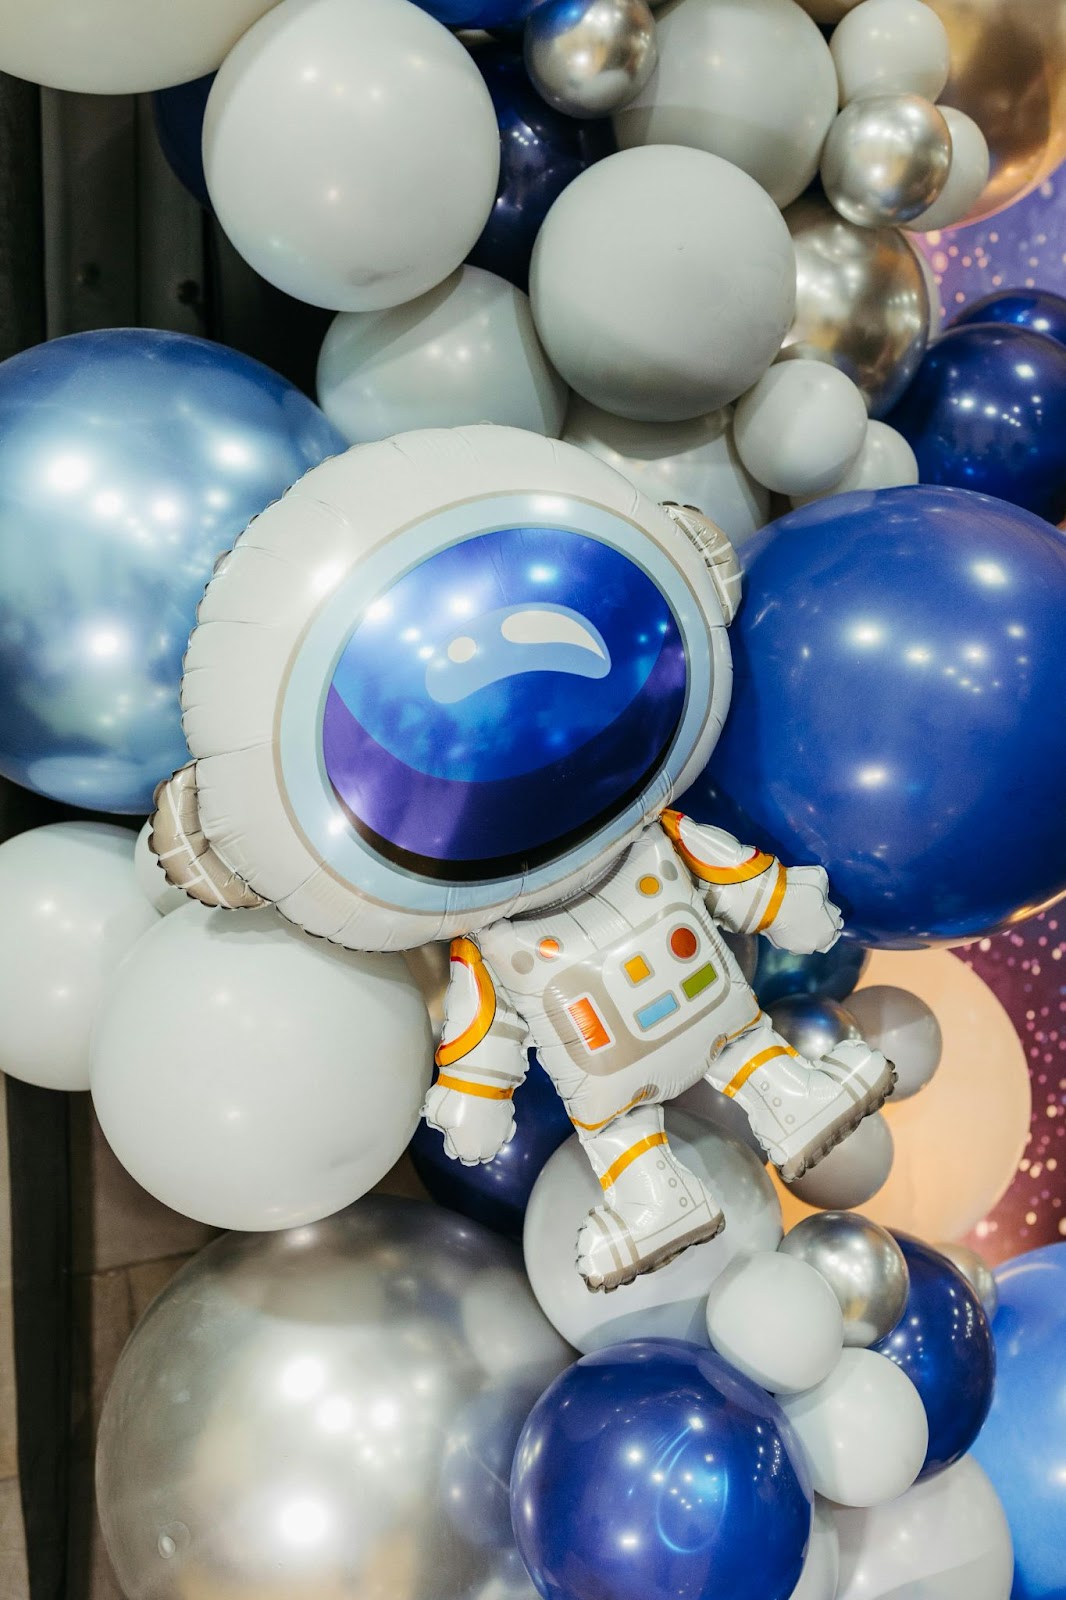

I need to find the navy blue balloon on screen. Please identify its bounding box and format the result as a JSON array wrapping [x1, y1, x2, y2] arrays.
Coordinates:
[[152, 73, 214, 209], [872, 1234, 994, 1480], [414, 0, 536, 30], [511, 1339, 813, 1600], [753, 939, 869, 1008], [466, 43, 613, 292], [952, 287, 1066, 349], [411, 1054, 570, 1239], [887, 323, 1066, 523], [973, 1244, 1066, 1600], [682, 485, 1066, 946]]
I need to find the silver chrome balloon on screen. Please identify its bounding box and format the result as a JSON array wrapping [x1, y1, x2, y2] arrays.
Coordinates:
[[96, 1196, 572, 1600], [524, 0, 658, 119], [820, 93, 952, 227], [768, 994, 862, 1063], [779, 1211, 910, 1347], [936, 1241, 999, 1321], [781, 196, 930, 416]]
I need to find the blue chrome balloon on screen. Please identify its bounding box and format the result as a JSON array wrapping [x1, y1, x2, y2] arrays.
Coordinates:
[[973, 1243, 1066, 1600], [511, 1339, 813, 1600], [872, 1234, 994, 1480], [152, 73, 213, 208], [410, 1054, 571, 1238], [682, 485, 1066, 946], [0, 329, 344, 814], [754, 939, 869, 1008], [952, 287, 1066, 349], [887, 323, 1066, 523], [467, 43, 613, 292]]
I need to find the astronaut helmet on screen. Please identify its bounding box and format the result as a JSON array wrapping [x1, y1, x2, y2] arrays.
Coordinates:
[[167, 425, 735, 949]]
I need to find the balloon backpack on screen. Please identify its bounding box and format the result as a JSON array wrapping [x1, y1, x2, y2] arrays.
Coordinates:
[[151, 424, 894, 1291]]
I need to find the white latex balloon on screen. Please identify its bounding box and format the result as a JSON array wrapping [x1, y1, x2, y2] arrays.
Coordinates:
[[614, 0, 839, 210], [0, 0, 279, 94], [133, 821, 187, 917], [316, 267, 567, 445], [831, 1455, 1013, 1600], [831, 0, 951, 104], [91, 903, 432, 1230], [563, 396, 770, 546], [0, 823, 158, 1091], [791, 1501, 841, 1600], [529, 145, 796, 422], [524, 1108, 782, 1353], [846, 985, 943, 1101], [785, 1114, 894, 1210], [779, 1349, 928, 1507], [705, 1250, 844, 1394], [734, 361, 868, 497], [906, 107, 992, 231], [790, 421, 918, 506], [203, 0, 500, 312]]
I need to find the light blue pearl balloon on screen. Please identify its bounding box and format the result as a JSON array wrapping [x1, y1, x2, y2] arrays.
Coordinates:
[[0, 329, 345, 813]]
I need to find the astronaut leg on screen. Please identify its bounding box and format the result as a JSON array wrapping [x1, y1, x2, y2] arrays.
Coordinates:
[[573, 1103, 724, 1293], [704, 1014, 896, 1183]]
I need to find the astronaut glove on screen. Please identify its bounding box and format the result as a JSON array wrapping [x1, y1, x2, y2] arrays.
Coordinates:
[[422, 1083, 517, 1166], [762, 864, 844, 955]]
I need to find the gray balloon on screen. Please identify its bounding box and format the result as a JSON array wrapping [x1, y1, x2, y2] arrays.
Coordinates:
[[779, 1211, 910, 1348], [769, 994, 862, 1063], [820, 94, 952, 227], [781, 197, 930, 416], [524, 0, 658, 118], [935, 1242, 999, 1321], [96, 1196, 572, 1600]]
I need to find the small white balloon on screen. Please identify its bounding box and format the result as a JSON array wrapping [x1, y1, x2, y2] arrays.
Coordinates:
[[524, 1108, 782, 1353], [831, 1454, 1013, 1600], [0, 823, 158, 1091], [845, 985, 943, 1100], [790, 421, 918, 506], [705, 1250, 844, 1394], [785, 1114, 894, 1209], [734, 361, 868, 497], [906, 107, 992, 231], [790, 1501, 841, 1600], [831, 0, 951, 104], [133, 821, 188, 917], [91, 903, 432, 1230], [779, 1348, 928, 1507], [316, 267, 567, 445], [563, 396, 770, 546]]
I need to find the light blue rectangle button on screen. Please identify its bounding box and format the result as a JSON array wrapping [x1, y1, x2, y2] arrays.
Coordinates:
[[635, 992, 680, 1031]]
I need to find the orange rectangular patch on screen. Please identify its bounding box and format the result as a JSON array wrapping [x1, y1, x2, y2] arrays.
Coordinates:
[[568, 996, 612, 1052]]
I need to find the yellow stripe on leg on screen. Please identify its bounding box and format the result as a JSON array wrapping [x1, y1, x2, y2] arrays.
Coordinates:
[[435, 1073, 515, 1101], [722, 1043, 798, 1099], [599, 1131, 668, 1190]]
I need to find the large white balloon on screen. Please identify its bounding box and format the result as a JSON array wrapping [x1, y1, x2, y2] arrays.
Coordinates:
[[530, 145, 796, 422], [524, 1108, 782, 1353], [563, 397, 770, 546], [784, 1113, 894, 1210], [0, 0, 279, 94], [734, 361, 868, 497], [846, 985, 943, 1101], [614, 0, 839, 209], [830, 0, 951, 104], [0, 823, 158, 1091], [831, 1455, 1013, 1600], [790, 421, 918, 507], [316, 267, 568, 445], [91, 903, 431, 1230], [779, 1349, 928, 1507], [705, 1250, 844, 1394], [203, 0, 500, 312]]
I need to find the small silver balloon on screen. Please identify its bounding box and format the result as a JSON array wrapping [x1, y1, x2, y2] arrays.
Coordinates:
[[96, 1196, 572, 1600], [779, 1210, 910, 1347], [820, 93, 953, 227], [524, 0, 658, 119], [936, 1241, 999, 1321], [780, 196, 930, 416], [768, 994, 862, 1063]]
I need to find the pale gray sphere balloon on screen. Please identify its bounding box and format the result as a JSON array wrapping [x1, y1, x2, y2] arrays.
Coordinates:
[[769, 995, 863, 1063], [524, 0, 658, 119], [779, 1209, 910, 1347], [846, 985, 943, 1101], [935, 1241, 999, 1320], [821, 93, 952, 227], [785, 1114, 895, 1210], [96, 1197, 572, 1600]]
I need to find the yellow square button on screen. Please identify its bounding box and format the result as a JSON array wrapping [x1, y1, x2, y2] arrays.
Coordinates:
[[624, 954, 652, 985]]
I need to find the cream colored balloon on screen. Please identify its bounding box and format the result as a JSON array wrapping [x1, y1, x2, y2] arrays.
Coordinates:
[[0, 0, 280, 93], [905, 107, 991, 231], [774, 950, 1031, 1241]]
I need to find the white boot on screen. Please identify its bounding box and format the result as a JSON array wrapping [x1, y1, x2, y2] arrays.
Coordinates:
[[575, 1105, 724, 1293], [707, 1022, 896, 1183]]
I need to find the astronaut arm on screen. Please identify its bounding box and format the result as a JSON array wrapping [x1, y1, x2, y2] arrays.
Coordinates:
[[422, 937, 530, 1165], [660, 810, 843, 954]]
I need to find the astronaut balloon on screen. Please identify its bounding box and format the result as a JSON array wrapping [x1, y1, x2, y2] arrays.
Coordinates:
[[151, 426, 894, 1292]]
